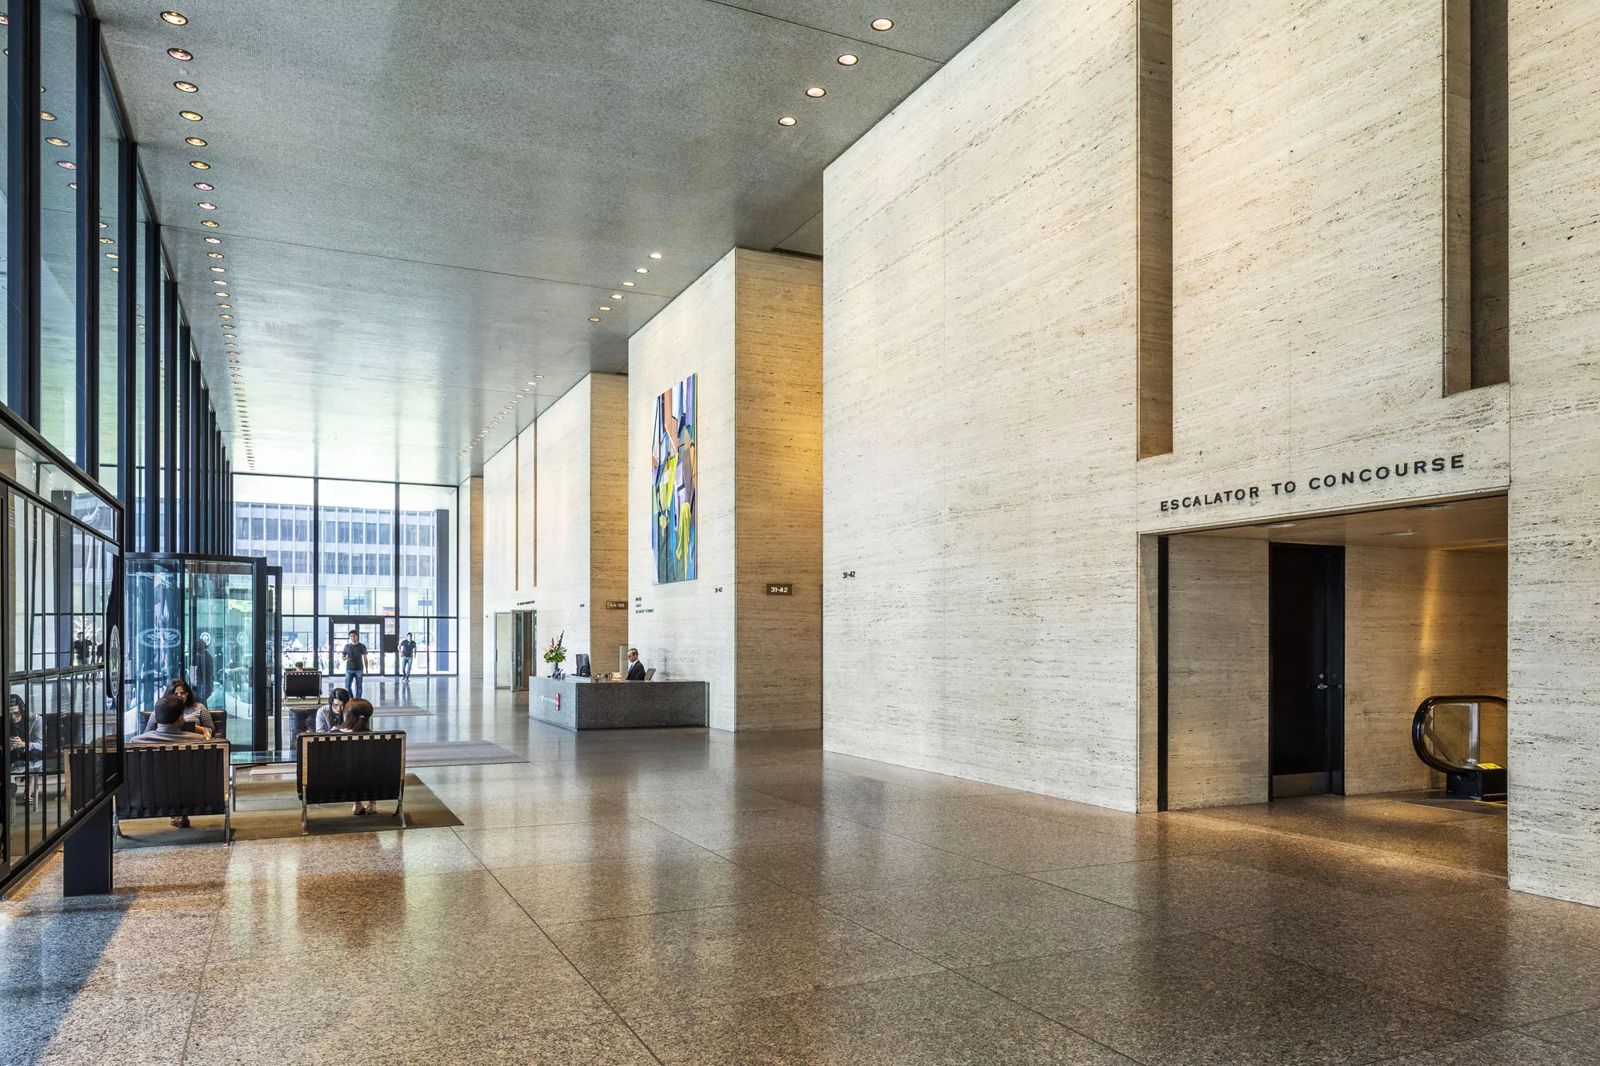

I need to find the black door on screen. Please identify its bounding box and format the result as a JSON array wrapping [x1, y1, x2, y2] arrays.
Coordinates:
[[1268, 544, 1345, 798]]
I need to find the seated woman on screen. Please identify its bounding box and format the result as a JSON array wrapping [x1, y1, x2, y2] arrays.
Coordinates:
[[159, 678, 215, 738], [336, 698, 377, 815], [6, 694, 43, 809], [313, 687, 352, 735]]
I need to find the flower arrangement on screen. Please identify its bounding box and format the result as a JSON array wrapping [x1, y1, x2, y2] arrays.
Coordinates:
[[543, 632, 568, 678]]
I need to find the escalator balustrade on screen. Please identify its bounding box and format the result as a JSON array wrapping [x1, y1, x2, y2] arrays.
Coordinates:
[[1412, 695, 1508, 801]]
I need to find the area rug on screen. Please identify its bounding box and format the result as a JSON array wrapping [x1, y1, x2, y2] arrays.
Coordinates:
[[403, 741, 527, 768], [368, 706, 436, 717], [111, 773, 461, 845]]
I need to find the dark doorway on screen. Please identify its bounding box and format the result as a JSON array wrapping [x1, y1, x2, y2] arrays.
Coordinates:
[[1269, 544, 1345, 798]]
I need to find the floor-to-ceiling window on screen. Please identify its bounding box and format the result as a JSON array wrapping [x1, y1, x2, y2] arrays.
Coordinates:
[[233, 474, 458, 676]]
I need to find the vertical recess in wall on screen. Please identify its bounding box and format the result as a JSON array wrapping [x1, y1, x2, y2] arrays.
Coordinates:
[[1444, 0, 1510, 394], [1137, 0, 1174, 458]]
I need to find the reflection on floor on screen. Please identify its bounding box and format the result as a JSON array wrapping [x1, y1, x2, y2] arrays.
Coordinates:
[[3, 680, 1597, 1065]]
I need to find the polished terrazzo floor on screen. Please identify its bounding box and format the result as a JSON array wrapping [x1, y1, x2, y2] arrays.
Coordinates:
[[3, 680, 1598, 1065]]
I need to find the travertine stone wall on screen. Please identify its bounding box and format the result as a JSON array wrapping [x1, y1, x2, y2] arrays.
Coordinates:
[[1506, 0, 1600, 906], [1165, 536, 1269, 809], [823, 0, 1515, 811], [589, 374, 631, 673], [480, 374, 629, 678], [629, 249, 823, 731], [1344, 546, 1508, 795], [457, 475, 484, 682]]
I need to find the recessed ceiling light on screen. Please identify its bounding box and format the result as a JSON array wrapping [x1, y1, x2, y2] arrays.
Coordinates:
[[610, 293, 623, 300], [194, 181, 214, 191], [160, 11, 187, 26], [635, 267, 649, 274], [186, 135, 206, 147], [871, 17, 894, 31], [219, 313, 232, 320], [623, 281, 635, 287], [105, 252, 118, 260], [168, 47, 193, 61], [204, 236, 221, 244], [223, 333, 236, 339], [57, 160, 75, 170], [208, 265, 225, 273], [197, 201, 217, 210], [215, 291, 229, 297], [599, 305, 612, 312], [216, 303, 231, 309], [45, 136, 67, 147], [649, 251, 663, 260], [180, 110, 202, 121], [201, 219, 219, 228], [778, 115, 797, 127], [174, 81, 199, 93], [189, 159, 209, 170], [40, 111, 55, 121], [588, 316, 600, 323], [111, 266, 119, 272], [837, 53, 859, 66], [212, 279, 226, 285], [99, 237, 113, 245], [805, 86, 826, 98], [207, 251, 223, 259]]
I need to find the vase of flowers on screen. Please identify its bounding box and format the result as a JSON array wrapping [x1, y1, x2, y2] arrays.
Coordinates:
[[543, 632, 568, 679]]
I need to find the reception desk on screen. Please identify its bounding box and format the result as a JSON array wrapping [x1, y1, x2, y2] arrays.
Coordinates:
[[530, 676, 709, 731]]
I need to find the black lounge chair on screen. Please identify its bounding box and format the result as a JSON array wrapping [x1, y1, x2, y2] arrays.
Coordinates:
[[114, 741, 233, 845], [296, 731, 407, 832]]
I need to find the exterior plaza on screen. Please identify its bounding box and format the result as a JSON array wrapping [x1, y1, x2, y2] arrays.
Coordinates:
[[3, 1, 1600, 1064]]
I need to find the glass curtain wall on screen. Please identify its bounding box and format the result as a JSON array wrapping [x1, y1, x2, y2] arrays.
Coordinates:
[[38, 0, 78, 457], [96, 67, 119, 491], [233, 475, 458, 675]]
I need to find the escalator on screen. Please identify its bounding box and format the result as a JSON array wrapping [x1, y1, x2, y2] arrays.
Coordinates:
[[1412, 695, 1508, 802]]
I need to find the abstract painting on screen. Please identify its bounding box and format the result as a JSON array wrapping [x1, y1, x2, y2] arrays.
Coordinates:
[[651, 373, 698, 583]]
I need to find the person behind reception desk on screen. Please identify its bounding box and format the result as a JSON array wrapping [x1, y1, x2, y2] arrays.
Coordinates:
[[626, 648, 646, 681]]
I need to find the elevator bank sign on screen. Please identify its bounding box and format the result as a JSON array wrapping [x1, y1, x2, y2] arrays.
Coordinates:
[[1158, 454, 1466, 515]]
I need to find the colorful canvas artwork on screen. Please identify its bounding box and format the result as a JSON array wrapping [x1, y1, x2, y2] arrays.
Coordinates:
[[651, 373, 698, 583]]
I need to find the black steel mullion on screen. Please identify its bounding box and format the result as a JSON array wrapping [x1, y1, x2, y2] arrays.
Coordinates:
[[161, 281, 177, 550], [116, 141, 135, 546], [393, 481, 401, 639], [75, 13, 100, 475], [142, 219, 160, 551], [7, 0, 42, 427]]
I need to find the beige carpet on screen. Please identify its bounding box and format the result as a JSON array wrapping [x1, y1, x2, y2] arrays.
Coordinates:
[[112, 773, 461, 845]]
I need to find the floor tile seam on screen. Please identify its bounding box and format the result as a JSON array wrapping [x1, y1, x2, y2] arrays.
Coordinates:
[[762, 802, 1049, 872], [528, 886, 807, 930], [940, 966, 1157, 1066], [1188, 924, 1517, 1031], [483, 864, 667, 1066], [1514, 1006, 1600, 1045], [178, 883, 228, 1066], [792, 867, 1025, 902], [1346, 1024, 1574, 1066], [1187, 817, 1513, 880]]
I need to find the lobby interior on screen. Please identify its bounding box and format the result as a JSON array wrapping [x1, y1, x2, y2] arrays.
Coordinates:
[[5, 1, 1600, 1064]]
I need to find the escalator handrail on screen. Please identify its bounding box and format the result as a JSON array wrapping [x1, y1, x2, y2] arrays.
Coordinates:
[[1412, 694, 1508, 775]]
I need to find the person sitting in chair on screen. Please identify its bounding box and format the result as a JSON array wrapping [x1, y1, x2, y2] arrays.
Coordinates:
[[7, 694, 43, 809], [626, 648, 646, 681], [315, 688, 352, 734], [163, 678, 215, 737], [132, 695, 217, 828], [336, 699, 377, 816]]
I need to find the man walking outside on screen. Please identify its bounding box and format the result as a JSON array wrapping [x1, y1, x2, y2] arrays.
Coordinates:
[[341, 629, 368, 699]]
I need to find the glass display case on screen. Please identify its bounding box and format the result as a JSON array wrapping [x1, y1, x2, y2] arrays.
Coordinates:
[[1, 410, 123, 898], [125, 554, 274, 756]]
